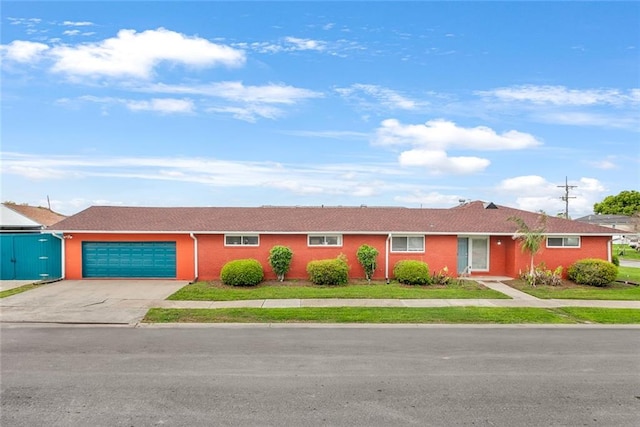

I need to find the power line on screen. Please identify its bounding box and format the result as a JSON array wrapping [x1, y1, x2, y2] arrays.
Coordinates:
[[557, 176, 577, 219]]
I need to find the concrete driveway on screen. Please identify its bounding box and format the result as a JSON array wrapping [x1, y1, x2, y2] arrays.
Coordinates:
[[0, 280, 189, 325]]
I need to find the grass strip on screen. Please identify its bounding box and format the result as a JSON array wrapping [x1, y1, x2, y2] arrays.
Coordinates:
[[0, 283, 43, 299], [168, 281, 509, 301], [144, 307, 574, 324], [507, 280, 640, 301], [617, 266, 640, 284], [556, 307, 640, 324]]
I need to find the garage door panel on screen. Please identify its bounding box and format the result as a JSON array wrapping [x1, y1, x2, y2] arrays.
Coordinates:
[[82, 242, 176, 278]]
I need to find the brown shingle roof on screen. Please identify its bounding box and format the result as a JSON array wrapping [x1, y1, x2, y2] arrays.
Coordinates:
[[3, 203, 67, 227], [49, 201, 616, 235]]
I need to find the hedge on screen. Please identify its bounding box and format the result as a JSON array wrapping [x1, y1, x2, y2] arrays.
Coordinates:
[[220, 259, 264, 286], [393, 260, 431, 285], [567, 258, 618, 287], [307, 256, 349, 285]]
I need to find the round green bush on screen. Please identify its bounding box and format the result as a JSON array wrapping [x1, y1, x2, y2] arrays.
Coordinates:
[[567, 258, 618, 287], [393, 260, 431, 285], [307, 257, 349, 285], [220, 259, 264, 286]]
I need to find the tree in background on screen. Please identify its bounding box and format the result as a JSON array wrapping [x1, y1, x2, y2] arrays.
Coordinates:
[[356, 244, 379, 282], [593, 190, 640, 216], [268, 245, 293, 282], [509, 215, 547, 286]]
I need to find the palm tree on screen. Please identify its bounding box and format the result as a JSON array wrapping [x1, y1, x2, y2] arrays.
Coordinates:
[[509, 215, 547, 285]]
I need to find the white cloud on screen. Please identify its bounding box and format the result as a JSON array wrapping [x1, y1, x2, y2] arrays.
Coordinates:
[[496, 175, 607, 217], [283, 37, 327, 51], [398, 149, 490, 175], [125, 98, 194, 114], [374, 119, 541, 150], [48, 28, 245, 78], [336, 84, 421, 111], [146, 81, 322, 104], [63, 30, 81, 36], [0, 40, 49, 62], [0, 152, 397, 200], [477, 85, 639, 106], [62, 21, 94, 27], [394, 191, 463, 207], [590, 156, 617, 170], [59, 95, 195, 115], [535, 111, 640, 130]]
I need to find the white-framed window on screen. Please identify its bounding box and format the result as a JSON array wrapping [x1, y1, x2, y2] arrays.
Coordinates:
[[308, 235, 342, 246], [225, 234, 259, 246], [391, 235, 425, 252], [547, 237, 580, 248]]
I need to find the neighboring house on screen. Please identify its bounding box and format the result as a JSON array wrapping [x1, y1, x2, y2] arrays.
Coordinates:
[[48, 201, 617, 281], [2, 203, 66, 228], [0, 204, 63, 280], [575, 214, 637, 233]]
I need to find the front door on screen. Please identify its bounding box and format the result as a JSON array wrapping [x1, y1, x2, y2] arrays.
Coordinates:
[[457, 238, 469, 274], [457, 237, 489, 274]]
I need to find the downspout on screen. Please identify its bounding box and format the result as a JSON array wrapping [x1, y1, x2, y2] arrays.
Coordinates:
[[189, 233, 199, 283], [51, 233, 65, 280], [385, 233, 391, 284], [608, 238, 612, 263]]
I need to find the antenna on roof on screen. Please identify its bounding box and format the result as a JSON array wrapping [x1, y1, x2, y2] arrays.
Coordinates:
[[557, 177, 577, 219]]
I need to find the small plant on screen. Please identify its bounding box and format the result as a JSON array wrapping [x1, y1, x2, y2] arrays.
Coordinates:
[[611, 254, 620, 267], [430, 266, 451, 285], [356, 244, 379, 282], [307, 255, 349, 285], [220, 259, 264, 286], [268, 245, 293, 282], [567, 258, 618, 287], [519, 263, 563, 287], [393, 260, 431, 285]]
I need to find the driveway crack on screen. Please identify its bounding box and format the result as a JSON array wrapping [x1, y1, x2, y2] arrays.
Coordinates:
[[82, 299, 108, 307]]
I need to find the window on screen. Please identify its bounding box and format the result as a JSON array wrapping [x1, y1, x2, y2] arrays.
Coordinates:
[[391, 235, 425, 252], [547, 237, 580, 248], [308, 235, 342, 246], [225, 235, 259, 246]]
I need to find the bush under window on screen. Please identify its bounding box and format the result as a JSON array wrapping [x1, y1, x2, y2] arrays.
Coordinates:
[[393, 260, 431, 285], [567, 258, 618, 287], [220, 259, 264, 286], [306, 256, 349, 285]]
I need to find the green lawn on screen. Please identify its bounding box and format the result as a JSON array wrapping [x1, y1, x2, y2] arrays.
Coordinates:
[[143, 306, 640, 324], [618, 266, 640, 283], [167, 280, 510, 301], [614, 244, 640, 261], [507, 279, 640, 300], [0, 283, 43, 299]]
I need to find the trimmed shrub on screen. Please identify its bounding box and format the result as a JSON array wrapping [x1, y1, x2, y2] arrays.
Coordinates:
[[567, 258, 618, 287], [307, 256, 349, 285], [612, 254, 620, 267], [220, 259, 264, 286], [393, 260, 431, 285], [356, 244, 379, 282], [268, 245, 293, 282]]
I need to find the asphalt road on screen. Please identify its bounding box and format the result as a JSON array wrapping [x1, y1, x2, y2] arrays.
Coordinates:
[[2, 325, 639, 426]]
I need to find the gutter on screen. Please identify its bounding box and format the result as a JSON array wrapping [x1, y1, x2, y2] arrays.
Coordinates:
[[50, 232, 65, 280], [385, 233, 391, 284], [189, 233, 199, 283]]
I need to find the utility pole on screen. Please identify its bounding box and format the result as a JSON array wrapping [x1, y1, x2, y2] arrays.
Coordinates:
[[557, 177, 577, 219]]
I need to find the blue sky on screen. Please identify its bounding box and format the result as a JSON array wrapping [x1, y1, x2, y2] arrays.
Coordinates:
[[1, 1, 638, 217]]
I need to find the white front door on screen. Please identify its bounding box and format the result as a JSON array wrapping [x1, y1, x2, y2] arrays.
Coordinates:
[[458, 237, 489, 273]]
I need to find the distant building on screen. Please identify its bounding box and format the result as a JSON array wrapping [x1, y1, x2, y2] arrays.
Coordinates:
[[1, 203, 66, 228]]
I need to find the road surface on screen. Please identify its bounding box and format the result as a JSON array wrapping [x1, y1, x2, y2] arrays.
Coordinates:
[[2, 325, 639, 426]]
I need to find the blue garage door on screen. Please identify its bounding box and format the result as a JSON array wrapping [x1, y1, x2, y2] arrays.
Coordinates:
[[82, 242, 176, 278]]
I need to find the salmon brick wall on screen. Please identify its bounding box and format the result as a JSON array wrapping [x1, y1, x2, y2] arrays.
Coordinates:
[[64, 233, 195, 280], [505, 236, 611, 278], [196, 234, 460, 281]]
